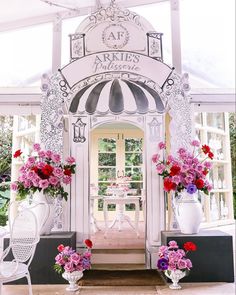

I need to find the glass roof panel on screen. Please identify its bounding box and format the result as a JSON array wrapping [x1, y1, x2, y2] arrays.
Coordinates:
[[180, 0, 235, 90], [0, 23, 52, 87]]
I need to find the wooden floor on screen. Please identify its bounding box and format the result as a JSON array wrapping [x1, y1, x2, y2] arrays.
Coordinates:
[[90, 221, 145, 249], [2, 283, 236, 295]]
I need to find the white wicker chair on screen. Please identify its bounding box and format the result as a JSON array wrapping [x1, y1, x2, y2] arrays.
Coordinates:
[[0, 206, 40, 295]]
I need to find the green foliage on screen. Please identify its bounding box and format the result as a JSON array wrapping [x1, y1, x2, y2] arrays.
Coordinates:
[[229, 113, 236, 219], [53, 264, 63, 274], [0, 116, 13, 176]]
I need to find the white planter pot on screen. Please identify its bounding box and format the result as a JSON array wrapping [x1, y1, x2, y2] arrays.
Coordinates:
[[31, 191, 55, 235], [164, 269, 186, 289], [62, 271, 83, 291], [175, 190, 203, 234]]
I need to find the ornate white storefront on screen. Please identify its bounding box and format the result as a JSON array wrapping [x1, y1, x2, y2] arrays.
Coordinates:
[[40, 1, 193, 267]]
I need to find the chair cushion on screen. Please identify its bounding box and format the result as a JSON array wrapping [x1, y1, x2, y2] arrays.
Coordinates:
[[0, 261, 28, 282]]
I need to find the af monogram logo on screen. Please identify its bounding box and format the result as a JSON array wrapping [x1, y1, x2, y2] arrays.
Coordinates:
[[102, 24, 129, 49]]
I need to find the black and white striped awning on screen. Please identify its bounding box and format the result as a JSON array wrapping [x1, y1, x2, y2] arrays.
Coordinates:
[[69, 79, 166, 115]]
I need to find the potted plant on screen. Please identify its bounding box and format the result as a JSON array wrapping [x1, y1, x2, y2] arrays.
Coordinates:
[[152, 140, 214, 234], [10, 143, 76, 235], [54, 239, 93, 291], [157, 240, 197, 289]]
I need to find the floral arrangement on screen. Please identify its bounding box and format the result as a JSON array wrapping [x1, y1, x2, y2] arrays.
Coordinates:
[[11, 143, 76, 200], [54, 239, 93, 274], [157, 240, 197, 273], [152, 141, 214, 196], [108, 175, 131, 192]]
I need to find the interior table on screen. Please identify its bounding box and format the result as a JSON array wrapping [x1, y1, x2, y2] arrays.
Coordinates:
[[103, 196, 140, 238]]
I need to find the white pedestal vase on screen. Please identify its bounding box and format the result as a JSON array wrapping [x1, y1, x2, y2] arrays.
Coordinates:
[[31, 191, 55, 235], [175, 190, 203, 234], [164, 270, 186, 289], [62, 271, 83, 292]]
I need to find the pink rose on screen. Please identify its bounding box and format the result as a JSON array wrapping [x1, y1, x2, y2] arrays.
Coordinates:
[[156, 164, 165, 174], [37, 162, 45, 169], [185, 259, 193, 269], [177, 259, 187, 269], [53, 167, 64, 178], [159, 245, 168, 256], [38, 151, 46, 158], [158, 142, 166, 150], [39, 179, 49, 189], [152, 154, 160, 163], [168, 240, 178, 249], [70, 253, 81, 265], [23, 179, 32, 188], [66, 156, 76, 165], [64, 262, 75, 273], [45, 150, 52, 158], [63, 176, 71, 185], [10, 183, 18, 191], [51, 153, 61, 163], [33, 143, 41, 152], [49, 176, 59, 186], [191, 140, 200, 147]]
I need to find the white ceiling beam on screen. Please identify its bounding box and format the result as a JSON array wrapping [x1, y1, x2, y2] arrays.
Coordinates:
[[0, 0, 167, 32]]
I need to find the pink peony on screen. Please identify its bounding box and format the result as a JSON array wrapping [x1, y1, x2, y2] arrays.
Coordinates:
[[66, 156, 76, 165]]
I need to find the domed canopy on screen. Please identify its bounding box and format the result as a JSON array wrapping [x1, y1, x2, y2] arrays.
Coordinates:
[[69, 79, 165, 115]]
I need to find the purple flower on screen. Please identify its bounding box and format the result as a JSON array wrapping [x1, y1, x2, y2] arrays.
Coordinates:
[[82, 257, 91, 270], [186, 184, 197, 194], [157, 258, 169, 271]]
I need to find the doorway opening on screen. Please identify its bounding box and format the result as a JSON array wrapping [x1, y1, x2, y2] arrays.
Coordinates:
[[89, 122, 146, 251]]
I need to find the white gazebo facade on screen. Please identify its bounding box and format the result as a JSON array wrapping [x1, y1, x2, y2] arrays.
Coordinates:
[[40, 1, 194, 265]]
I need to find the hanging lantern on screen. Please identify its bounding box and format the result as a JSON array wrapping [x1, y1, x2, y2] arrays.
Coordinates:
[[73, 117, 86, 143]]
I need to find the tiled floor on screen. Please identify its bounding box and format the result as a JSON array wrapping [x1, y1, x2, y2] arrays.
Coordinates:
[[91, 221, 145, 249]]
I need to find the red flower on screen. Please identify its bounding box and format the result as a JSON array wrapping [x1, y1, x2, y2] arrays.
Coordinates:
[[183, 241, 197, 252], [42, 164, 54, 177], [64, 169, 72, 176], [57, 244, 65, 252], [164, 178, 176, 192], [195, 179, 204, 189], [202, 145, 211, 154], [170, 165, 181, 176], [31, 166, 38, 173], [202, 169, 209, 176], [13, 149, 22, 158], [84, 239, 93, 248], [208, 151, 214, 160]]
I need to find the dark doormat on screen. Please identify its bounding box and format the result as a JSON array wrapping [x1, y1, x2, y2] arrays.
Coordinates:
[[79, 270, 165, 286]]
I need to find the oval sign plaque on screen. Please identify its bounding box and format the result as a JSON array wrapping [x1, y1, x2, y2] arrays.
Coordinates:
[[102, 24, 129, 49]]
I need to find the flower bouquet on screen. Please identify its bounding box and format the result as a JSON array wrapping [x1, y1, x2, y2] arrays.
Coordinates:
[[157, 240, 197, 289], [11, 143, 76, 200], [152, 140, 214, 196], [54, 239, 92, 291]]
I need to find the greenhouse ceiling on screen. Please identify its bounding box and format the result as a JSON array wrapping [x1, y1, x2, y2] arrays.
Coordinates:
[[0, 0, 164, 30]]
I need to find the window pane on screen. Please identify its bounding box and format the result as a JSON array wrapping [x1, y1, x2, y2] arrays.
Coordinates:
[[207, 133, 225, 160], [0, 23, 52, 87], [125, 153, 143, 166], [180, 0, 235, 89], [98, 138, 116, 152], [125, 167, 143, 181], [98, 153, 116, 166], [194, 113, 203, 125], [125, 138, 143, 152], [206, 113, 225, 130], [98, 168, 116, 181]]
